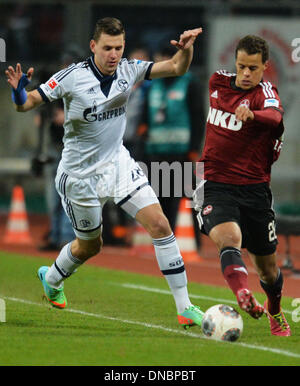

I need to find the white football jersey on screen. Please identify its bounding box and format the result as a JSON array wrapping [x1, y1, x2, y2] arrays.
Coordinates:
[[38, 56, 153, 178]]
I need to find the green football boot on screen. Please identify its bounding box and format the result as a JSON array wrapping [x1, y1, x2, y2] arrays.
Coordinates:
[[37, 266, 67, 309], [178, 305, 204, 329]]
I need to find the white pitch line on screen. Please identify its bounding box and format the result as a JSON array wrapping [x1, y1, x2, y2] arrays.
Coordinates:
[[118, 283, 293, 315], [1, 295, 202, 340], [1, 294, 300, 360]]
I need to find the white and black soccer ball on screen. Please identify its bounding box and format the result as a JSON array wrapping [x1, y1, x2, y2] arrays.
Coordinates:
[[202, 304, 243, 342]]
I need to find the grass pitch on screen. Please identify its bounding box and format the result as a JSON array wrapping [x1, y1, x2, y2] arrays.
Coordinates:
[[0, 251, 299, 366]]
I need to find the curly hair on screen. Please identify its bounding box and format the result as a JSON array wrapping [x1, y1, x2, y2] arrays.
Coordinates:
[[235, 35, 269, 63]]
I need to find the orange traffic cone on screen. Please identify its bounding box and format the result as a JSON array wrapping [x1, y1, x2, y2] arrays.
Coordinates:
[[3, 185, 33, 245], [175, 197, 202, 263]]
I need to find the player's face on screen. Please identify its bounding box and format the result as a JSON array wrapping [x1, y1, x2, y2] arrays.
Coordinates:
[[235, 50, 267, 90], [90, 33, 125, 75]]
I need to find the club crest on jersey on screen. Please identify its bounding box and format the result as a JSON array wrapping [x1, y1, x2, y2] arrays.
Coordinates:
[[203, 205, 213, 216], [79, 219, 92, 228], [117, 79, 129, 92], [239, 99, 250, 108]]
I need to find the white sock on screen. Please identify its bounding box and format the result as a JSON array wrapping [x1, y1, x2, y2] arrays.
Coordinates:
[[45, 242, 82, 289], [153, 233, 192, 313]]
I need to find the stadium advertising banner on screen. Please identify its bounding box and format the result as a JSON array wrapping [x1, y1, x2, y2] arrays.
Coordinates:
[[207, 17, 300, 179]]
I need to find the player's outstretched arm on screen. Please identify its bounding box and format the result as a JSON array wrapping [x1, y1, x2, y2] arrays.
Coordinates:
[[150, 27, 202, 79], [5, 63, 43, 112]]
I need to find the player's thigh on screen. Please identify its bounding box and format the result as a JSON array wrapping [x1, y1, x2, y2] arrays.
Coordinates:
[[115, 183, 171, 237], [196, 199, 242, 247], [194, 181, 241, 232], [209, 221, 242, 250], [55, 166, 104, 240], [60, 198, 103, 241], [113, 151, 160, 219]]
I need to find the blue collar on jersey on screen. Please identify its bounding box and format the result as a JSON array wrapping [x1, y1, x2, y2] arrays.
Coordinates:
[[88, 55, 118, 97]]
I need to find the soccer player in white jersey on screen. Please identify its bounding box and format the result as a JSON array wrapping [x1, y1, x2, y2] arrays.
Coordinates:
[[5, 17, 203, 329]]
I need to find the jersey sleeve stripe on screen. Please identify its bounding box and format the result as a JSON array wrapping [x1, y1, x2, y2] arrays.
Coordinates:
[[260, 82, 269, 98], [267, 81, 275, 98], [216, 69, 236, 77], [55, 64, 75, 80], [145, 62, 154, 80], [37, 86, 50, 103], [56, 65, 76, 82], [55, 64, 74, 79], [260, 81, 275, 98]]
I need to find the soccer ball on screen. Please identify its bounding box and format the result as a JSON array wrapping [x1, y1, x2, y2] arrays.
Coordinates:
[[202, 304, 243, 342]]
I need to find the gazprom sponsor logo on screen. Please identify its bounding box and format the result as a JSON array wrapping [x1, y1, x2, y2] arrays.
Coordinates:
[[206, 107, 242, 131], [83, 103, 126, 122]]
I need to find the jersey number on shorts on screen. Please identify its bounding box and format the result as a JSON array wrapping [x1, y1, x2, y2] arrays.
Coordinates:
[[131, 166, 144, 182], [268, 220, 277, 242]]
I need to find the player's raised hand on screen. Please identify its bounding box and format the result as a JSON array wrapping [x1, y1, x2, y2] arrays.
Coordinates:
[[170, 28, 203, 50], [5, 63, 34, 90], [235, 105, 254, 122]]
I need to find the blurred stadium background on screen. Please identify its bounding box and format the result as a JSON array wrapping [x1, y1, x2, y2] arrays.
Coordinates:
[[0, 0, 300, 268]]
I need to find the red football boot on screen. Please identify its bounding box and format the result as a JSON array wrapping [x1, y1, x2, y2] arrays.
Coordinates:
[[264, 301, 291, 336], [236, 288, 265, 319]]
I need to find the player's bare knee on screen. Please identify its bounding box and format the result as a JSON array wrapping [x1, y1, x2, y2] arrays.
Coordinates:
[[88, 237, 102, 257], [73, 237, 102, 261], [209, 223, 242, 250], [147, 213, 172, 239], [214, 234, 241, 251]]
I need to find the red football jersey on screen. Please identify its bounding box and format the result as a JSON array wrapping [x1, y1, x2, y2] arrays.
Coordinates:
[[199, 70, 284, 184]]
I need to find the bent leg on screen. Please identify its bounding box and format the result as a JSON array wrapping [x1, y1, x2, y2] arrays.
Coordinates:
[[249, 250, 290, 335], [248, 251, 283, 315], [208, 221, 264, 318], [45, 235, 103, 289], [135, 203, 172, 238], [136, 204, 192, 314], [118, 184, 204, 325], [209, 221, 249, 295]]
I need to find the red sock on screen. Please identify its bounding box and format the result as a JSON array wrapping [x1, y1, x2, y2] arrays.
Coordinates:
[[223, 264, 249, 295], [220, 247, 249, 296]]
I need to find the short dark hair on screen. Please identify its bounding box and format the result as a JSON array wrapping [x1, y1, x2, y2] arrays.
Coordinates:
[[93, 17, 125, 41], [235, 35, 269, 63]]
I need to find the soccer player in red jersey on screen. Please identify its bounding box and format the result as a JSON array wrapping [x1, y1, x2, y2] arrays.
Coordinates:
[[194, 35, 290, 336]]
